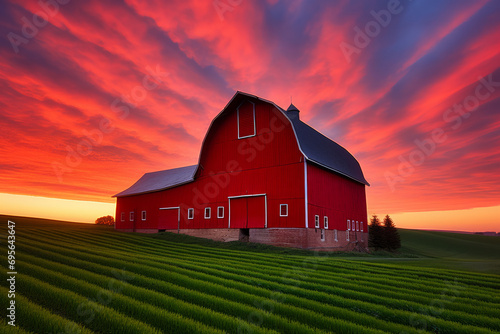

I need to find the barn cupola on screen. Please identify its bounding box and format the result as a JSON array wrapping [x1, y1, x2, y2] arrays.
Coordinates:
[[286, 103, 300, 120]]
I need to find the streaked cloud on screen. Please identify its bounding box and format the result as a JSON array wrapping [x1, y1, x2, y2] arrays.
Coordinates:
[[0, 0, 499, 228]]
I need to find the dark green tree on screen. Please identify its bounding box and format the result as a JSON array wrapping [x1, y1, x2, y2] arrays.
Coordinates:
[[368, 215, 384, 250], [95, 215, 115, 226], [383, 214, 401, 251]]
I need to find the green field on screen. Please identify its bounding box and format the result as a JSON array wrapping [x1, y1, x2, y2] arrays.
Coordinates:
[[1, 215, 499, 333]]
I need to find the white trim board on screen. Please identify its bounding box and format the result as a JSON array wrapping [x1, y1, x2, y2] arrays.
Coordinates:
[[304, 160, 308, 228], [237, 100, 256, 139], [159, 207, 181, 232]]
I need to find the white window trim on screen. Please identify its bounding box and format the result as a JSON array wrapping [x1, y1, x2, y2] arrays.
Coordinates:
[[324, 216, 329, 229], [188, 208, 194, 220], [334, 229, 338, 242], [141, 210, 146, 221], [129, 212, 134, 222], [315, 215, 319, 228], [204, 207, 211, 219], [356, 221, 359, 231], [280, 204, 288, 217], [347, 230, 350, 241], [320, 229, 325, 242], [360, 222, 364, 232], [121, 212, 125, 222], [217, 206, 224, 218], [237, 101, 256, 139], [347, 219, 351, 231]]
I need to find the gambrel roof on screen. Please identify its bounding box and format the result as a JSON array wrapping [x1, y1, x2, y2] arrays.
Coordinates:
[[289, 116, 369, 186], [114, 91, 368, 197]]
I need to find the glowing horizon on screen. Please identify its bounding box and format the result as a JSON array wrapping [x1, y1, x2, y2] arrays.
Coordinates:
[[0, 1, 499, 231], [0, 193, 114, 224], [1, 192, 498, 232]]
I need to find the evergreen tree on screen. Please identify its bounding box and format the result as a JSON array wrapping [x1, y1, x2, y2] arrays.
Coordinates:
[[368, 215, 384, 250], [383, 214, 401, 251]]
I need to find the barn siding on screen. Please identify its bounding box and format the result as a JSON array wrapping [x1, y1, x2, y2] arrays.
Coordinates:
[[307, 162, 367, 231], [115, 94, 368, 251], [116, 100, 306, 231]]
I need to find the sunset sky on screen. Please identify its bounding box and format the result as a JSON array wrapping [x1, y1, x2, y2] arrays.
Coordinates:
[[0, 0, 499, 231]]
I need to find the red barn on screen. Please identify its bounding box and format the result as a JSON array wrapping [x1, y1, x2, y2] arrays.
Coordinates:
[[114, 92, 369, 251]]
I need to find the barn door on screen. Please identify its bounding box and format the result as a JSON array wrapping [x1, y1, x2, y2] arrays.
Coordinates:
[[229, 195, 266, 228], [230, 198, 248, 228], [158, 208, 179, 230]]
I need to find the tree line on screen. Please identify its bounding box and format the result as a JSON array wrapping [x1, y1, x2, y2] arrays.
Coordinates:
[[369, 214, 401, 251]]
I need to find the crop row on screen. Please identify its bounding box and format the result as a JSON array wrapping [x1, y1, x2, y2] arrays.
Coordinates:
[[23, 229, 500, 307], [15, 258, 282, 334], [167, 253, 500, 321], [19, 239, 499, 333], [11, 274, 164, 334], [34, 227, 500, 292], [24, 227, 497, 293], [0, 285, 93, 334], [19, 228, 500, 318], [17, 247, 407, 334], [94, 229, 500, 285]]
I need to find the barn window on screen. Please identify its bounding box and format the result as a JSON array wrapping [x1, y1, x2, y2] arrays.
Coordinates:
[[188, 208, 194, 220], [237, 101, 256, 139], [129, 212, 134, 221], [121, 212, 125, 222], [347, 219, 351, 230], [280, 204, 288, 217], [360, 222, 364, 232], [347, 230, 350, 241], [204, 207, 211, 219], [314, 215, 319, 228], [356, 221, 359, 231], [334, 229, 338, 242], [324, 216, 329, 229], [217, 206, 224, 218], [320, 229, 325, 241], [141, 211, 146, 221]]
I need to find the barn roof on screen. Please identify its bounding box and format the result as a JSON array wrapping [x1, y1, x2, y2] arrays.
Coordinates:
[[114, 91, 368, 197], [113, 165, 196, 197], [288, 115, 369, 186], [218, 92, 369, 186]]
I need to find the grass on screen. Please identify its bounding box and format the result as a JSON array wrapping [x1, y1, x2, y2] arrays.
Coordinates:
[[0, 214, 499, 333], [363, 228, 500, 274]]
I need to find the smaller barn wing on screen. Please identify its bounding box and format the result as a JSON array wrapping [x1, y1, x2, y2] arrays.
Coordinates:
[[113, 165, 197, 197]]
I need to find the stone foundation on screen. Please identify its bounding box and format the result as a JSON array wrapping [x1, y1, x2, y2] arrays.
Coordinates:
[[172, 228, 240, 242], [250, 228, 368, 251], [117, 228, 159, 234], [116, 227, 368, 251]]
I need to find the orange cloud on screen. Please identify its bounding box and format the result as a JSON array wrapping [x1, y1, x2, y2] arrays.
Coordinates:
[[0, 0, 499, 231]]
